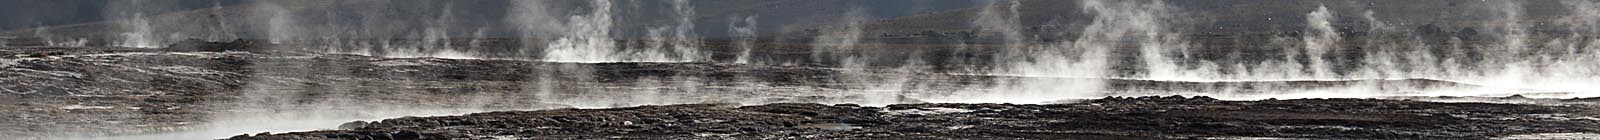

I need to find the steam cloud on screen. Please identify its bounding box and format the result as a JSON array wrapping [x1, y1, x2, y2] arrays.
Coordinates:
[[48, 0, 1600, 139]]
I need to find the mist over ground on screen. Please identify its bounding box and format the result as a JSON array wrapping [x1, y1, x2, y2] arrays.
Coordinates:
[[5, 0, 1600, 139]]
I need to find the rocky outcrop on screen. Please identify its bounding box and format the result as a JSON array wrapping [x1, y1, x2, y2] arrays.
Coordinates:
[[228, 96, 1600, 139], [0, 47, 1588, 139], [164, 39, 274, 53]]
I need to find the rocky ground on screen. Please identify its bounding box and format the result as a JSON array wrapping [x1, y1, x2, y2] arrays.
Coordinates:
[[0, 45, 857, 139], [226, 96, 1600, 140], [0, 43, 1593, 139]]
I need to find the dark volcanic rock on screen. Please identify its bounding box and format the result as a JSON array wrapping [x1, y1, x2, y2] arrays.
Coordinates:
[[164, 39, 273, 53], [1, 47, 1593, 139], [228, 96, 1600, 140]]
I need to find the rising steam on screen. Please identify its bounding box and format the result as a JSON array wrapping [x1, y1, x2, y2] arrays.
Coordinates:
[[55, 1, 1600, 139], [730, 15, 758, 64]]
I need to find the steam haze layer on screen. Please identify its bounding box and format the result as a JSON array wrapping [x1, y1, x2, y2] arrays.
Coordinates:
[[6, 0, 1600, 139]]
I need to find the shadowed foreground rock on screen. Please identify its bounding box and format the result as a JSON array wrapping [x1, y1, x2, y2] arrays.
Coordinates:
[[3, 46, 1595, 139], [227, 96, 1600, 140]]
